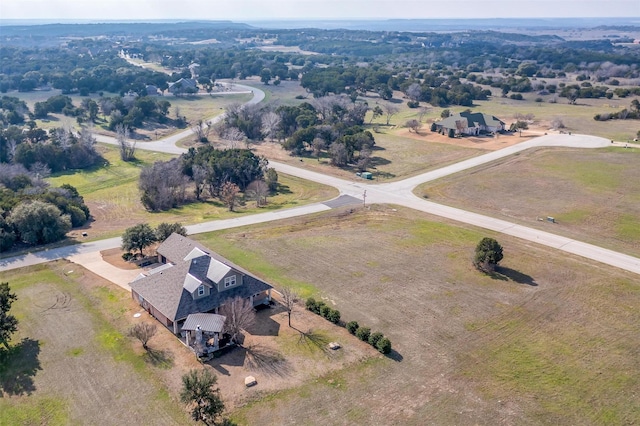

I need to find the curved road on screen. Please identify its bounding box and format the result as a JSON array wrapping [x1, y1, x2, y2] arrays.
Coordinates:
[[1, 87, 639, 276]]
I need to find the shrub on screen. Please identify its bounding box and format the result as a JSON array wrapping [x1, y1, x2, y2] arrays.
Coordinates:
[[314, 301, 326, 315], [122, 252, 134, 261], [305, 297, 317, 311], [355, 327, 371, 342], [346, 321, 359, 334], [327, 309, 341, 324], [407, 100, 419, 108], [376, 337, 392, 354], [368, 332, 384, 347], [320, 304, 331, 318]]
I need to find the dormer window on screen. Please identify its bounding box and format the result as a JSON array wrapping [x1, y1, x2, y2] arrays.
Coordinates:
[[224, 275, 236, 288], [197, 285, 205, 296]]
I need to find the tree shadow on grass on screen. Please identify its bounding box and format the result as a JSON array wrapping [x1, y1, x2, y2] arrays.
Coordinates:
[[386, 348, 404, 362], [275, 183, 292, 195], [143, 347, 174, 369], [244, 344, 291, 378], [491, 266, 538, 286], [294, 327, 331, 355], [0, 338, 41, 396], [370, 156, 391, 167]]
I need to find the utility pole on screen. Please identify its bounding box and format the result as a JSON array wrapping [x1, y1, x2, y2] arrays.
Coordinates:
[[363, 190, 367, 208]]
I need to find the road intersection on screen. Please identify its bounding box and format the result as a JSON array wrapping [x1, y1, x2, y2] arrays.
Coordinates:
[[2, 86, 639, 277]]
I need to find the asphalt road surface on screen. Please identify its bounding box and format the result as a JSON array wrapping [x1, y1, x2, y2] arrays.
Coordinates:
[[1, 89, 638, 277]]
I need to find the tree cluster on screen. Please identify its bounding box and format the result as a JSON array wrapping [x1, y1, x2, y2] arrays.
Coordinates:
[[0, 167, 90, 251], [0, 45, 170, 96], [1, 124, 101, 172], [121, 222, 187, 258]]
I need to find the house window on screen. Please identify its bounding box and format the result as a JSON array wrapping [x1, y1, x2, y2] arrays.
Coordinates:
[[224, 275, 236, 288], [197, 285, 205, 296]]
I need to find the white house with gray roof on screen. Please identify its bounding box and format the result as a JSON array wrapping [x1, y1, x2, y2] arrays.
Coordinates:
[[130, 234, 273, 334]]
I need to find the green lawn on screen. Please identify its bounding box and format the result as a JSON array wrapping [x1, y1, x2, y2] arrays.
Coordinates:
[[45, 144, 337, 241]]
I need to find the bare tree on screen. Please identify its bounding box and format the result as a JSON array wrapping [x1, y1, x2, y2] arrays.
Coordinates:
[[383, 103, 399, 126], [98, 97, 115, 117], [405, 119, 422, 133], [328, 142, 349, 167], [551, 117, 565, 130], [455, 119, 466, 135], [78, 125, 97, 148], [280, 287, 299, 328], [417, 106, 430, 122], [261, 111, 281, 141], [220, 296, 256, 344], [128, 322, 157, 350], [191, 119, 211, 143], [356, 145, 372, 172], [116, 124, 136, 161], [220, 181, 240, 211], [222, 127, 245, 149], [246, 180, 269, 207], [54, 127, 73, 151], [192, 164, 208, 201], [312, 137, 327, 159], [406, 83, 422, 102]]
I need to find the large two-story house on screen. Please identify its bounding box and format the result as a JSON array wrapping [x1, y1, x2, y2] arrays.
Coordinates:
[[434, 111, 505, 136], [130, 233, 273, 335]]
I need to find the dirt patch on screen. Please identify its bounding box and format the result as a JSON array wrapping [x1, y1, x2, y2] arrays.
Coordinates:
[[394, 127, 536, 150], [101, 247, 141, 270]]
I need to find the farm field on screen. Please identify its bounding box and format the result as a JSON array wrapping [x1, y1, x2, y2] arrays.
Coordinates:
[[192, 205, 640, 425], [44, 144, 338, 242], [418, 146, 640, 258]]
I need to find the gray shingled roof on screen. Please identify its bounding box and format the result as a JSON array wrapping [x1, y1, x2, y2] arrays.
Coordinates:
[[131, 234, 273, 323], [436, 111, 504, 130]]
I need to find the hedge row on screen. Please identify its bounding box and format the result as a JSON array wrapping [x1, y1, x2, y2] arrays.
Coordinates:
[[306, 298, 392, 354], [346, 320, 391, 354], [305, 298, 341, 324]]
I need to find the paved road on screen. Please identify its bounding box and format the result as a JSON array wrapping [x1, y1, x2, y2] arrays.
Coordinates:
[[1, 92, 638, 278]]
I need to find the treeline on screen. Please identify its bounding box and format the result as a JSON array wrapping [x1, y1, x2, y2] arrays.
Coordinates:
[[138, 146, 274, 211], [0, 45, 170, 95], [301, 66, 492, 107], [1, 91, 172, 131], [0, 164, 90, 252]]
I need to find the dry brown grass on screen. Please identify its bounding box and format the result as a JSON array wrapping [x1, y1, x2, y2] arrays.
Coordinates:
[[192, 205, 640, 425], [419, 146, 640, 257]]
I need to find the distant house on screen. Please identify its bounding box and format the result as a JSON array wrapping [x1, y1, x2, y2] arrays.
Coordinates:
[[145, 85, 159, 96], [130, 234, 273, 335], [167, 78, 197, 95], [434, 111, 505, 136]]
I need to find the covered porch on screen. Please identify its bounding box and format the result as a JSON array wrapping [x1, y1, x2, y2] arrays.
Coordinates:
[[180, 313, 230, 357]]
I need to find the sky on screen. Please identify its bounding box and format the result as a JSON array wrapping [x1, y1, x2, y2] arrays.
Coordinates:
[[1, 0, 639, 21]]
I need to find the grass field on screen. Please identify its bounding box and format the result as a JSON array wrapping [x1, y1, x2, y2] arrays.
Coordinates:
[[191, 205, 640, 425], [0, 263, 192, 425], [418, 146, 640, 258], [44, 144, 337, 241]]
